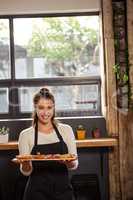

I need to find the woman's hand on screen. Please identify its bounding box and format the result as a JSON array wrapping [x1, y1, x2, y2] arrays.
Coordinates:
[[53, 153, 77, 169], [63, 160, 76, 169], [21, 160, 32, 172], [58, 159, 76, 169]]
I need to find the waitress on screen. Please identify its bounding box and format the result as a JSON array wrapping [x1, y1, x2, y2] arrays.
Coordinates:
[[18, 87, 78, 200]]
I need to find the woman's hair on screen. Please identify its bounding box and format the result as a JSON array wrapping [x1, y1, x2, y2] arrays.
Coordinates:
[[32, 87, 56, 126]]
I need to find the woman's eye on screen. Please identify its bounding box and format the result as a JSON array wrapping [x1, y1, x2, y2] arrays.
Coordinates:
[[48, 106, 53, 109], [38, 106, 44, 110], [37, 106, 53, 110]]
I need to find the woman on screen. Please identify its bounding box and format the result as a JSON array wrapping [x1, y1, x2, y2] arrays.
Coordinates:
[[18, 87, 78, 200]]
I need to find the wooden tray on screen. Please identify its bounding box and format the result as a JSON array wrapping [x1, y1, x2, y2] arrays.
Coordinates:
[[12, 154, 77, 163]]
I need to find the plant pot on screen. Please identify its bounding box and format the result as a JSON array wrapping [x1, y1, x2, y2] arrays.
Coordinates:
[[77, 130, 86, 140], [92, 128, 100, 138], [0, 134, 9, 143], [76, 125, 86, 140]]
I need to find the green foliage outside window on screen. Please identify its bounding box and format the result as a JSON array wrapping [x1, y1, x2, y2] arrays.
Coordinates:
[[27, 17, 99, 64]]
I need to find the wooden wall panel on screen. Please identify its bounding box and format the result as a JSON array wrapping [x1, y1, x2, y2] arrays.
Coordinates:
[[119, 111, 133, 199], [127, 0, 133, 104], [100, 0, 133, 199], [122, 0, 133, 199]]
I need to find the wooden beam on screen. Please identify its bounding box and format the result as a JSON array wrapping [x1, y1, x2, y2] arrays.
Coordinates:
[[102, 0, 118, 136], [102, 0, 120, 199]]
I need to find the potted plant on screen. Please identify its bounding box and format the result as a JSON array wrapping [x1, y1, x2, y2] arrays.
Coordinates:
[[0, 126, 9, 143], [91, 127, 100, 138]]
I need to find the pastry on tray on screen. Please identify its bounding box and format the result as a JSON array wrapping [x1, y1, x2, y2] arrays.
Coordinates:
[[12, 153, 77, 163]]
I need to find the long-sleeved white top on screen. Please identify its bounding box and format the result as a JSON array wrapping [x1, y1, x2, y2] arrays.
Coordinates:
[[18, 123, 78, 176]]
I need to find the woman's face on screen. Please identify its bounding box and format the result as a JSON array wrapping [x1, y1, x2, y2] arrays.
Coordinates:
[[35, 98, 55, 125]]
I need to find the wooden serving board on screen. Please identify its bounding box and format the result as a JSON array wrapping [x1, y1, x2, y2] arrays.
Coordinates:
[[12, 153, 77, 163]]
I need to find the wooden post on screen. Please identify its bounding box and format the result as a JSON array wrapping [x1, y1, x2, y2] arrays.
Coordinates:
[[101, 0, 120, 199], [102, 0, 118, 136]]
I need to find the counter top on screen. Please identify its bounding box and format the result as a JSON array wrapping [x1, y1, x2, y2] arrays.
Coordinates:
[[0, 138, 117, 150]]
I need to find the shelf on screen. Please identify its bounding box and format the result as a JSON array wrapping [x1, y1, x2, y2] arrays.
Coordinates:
[[0, 138, 117, 150], [76, 138, 117, 148]]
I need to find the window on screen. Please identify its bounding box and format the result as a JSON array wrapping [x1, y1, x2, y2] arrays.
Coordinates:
[[19, 83, 101, 116], [0, 13, 101, 119], [14, 16, 100, 79], [0, 19, 10, 79], [0, 88, 8, 113]]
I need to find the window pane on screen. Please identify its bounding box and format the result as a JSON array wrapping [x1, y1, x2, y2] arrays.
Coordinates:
[[0, 19, 11, 79], [19, 85, 100, 116], [0, 88, 8, 113], [14, 16, 100, 79], [19, 87, 38, 112]]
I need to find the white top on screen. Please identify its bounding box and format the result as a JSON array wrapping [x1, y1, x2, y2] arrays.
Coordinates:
[[18, 123, 78, 175]]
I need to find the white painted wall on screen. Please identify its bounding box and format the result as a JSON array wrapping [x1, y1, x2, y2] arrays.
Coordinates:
[[0, 0, 100, 15]]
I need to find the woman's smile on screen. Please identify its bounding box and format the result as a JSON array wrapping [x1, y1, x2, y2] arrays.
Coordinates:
[[40, 113, 50, 121]]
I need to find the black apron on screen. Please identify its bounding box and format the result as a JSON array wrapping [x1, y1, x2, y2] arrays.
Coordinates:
[[23, 124, 74, 200]]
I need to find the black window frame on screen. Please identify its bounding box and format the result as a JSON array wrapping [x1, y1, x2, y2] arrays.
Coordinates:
[[0, 12, 101, 119]]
